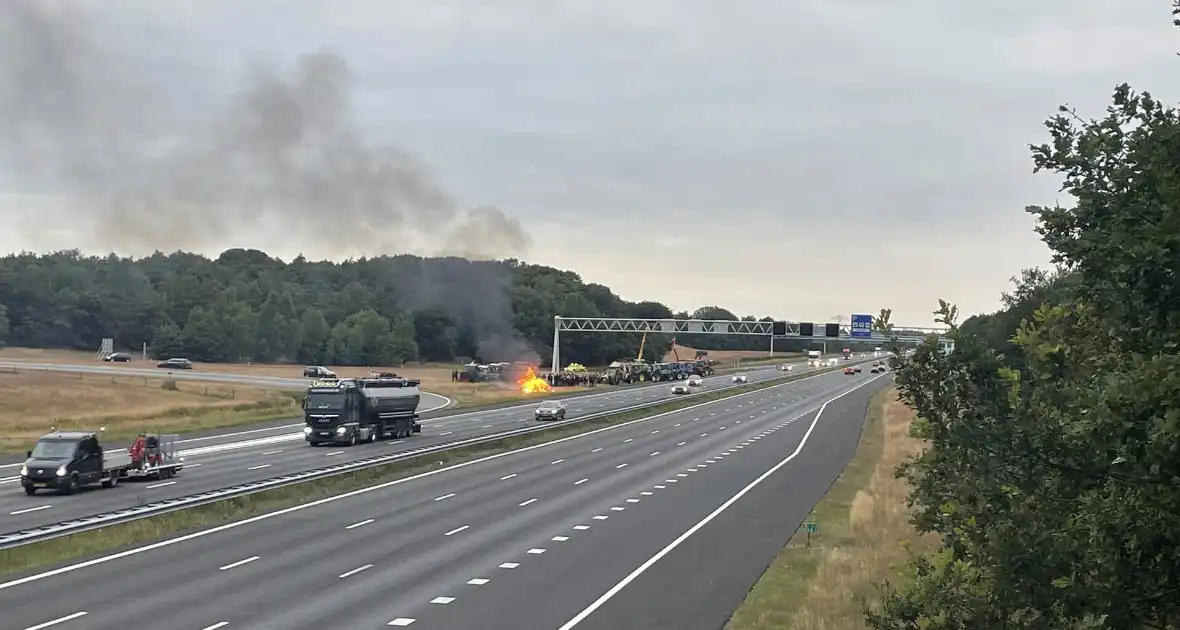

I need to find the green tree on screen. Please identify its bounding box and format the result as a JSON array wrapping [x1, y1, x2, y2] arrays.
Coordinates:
[[866, 82, 1180, 629], [0, 302, 9, 347]]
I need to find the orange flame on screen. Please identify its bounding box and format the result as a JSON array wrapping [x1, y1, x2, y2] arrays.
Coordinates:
[[518, 366, 552, 394]]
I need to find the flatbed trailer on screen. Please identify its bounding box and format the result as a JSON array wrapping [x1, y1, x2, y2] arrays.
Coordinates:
[[20, 431, 184, 495]]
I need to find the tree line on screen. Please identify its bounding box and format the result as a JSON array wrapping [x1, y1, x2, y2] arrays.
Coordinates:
[[0, 250, 825, 367], [865, 33, 1180, 629]]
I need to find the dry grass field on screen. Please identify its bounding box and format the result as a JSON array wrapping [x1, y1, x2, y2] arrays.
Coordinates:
[[724, 389, 939, 630], [0, 347, 591, 422], [0, 368, 299, 454]]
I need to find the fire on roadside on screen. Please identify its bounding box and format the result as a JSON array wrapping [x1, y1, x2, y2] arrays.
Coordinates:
[[518, 366, 552, 394]]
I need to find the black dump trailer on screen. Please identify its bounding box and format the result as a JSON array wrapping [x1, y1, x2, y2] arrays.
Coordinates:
[[303, 377, 423, 447]]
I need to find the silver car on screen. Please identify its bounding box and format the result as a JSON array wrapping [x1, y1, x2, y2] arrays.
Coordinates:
[[670, 384, 691, 395], [534, 401, 567, 421], [732, 374, 748, 384]]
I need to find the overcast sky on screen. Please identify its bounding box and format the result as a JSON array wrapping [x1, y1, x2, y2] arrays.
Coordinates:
[[1, 1, 1176, 327]]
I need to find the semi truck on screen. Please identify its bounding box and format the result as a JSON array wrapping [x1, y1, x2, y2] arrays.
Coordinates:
[[303, 377, 422, 446], [20, 430, 183, 495]]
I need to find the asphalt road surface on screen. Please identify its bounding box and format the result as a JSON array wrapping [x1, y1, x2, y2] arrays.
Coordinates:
[[0, 359, 454, 411], [0, 360, 843, 533], [0, 367, 892, 630]]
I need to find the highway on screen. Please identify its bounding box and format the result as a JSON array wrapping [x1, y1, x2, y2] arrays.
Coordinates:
[[0, 367, 891, 630], [0, 360, 831, 534], [0, 359, 454, 412]]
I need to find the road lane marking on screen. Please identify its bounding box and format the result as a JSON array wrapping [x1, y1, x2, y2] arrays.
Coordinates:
[[574, 478, 588, 485], [23, 612, 88, 630], [146, 481, 177, 489], [346, 519, 374, 529], [500, 474, 516, 480], [430, 597, 455, 605], [468, 578, 490, 585], [339, 564, 372, 578], [219, 556, 259, 571], [555, 372, 889, 629], [499, 562, 519, 569], [10, 505, 52, 515], [519, 498, 538, 506], [434, 493, 456, 501], [246, 464, 270, 471], [388, 618, 416, 626], [445, 525, 470, 536]]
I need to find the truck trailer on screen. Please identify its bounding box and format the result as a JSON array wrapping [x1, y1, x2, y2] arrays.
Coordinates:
[[20, 430, 184, 495], [303, 377, 422, 446]]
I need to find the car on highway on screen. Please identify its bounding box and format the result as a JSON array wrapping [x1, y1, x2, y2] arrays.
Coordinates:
[[156, 357, 193, 370], [776, 363, 794, 371], [670, 383, 691, 394], [101, 352, 132, 363], [844, 366, 856, 375], [303, 365, 338, 378], [854, 365, 862, 373], [687, 375, 703, 387], [732, 374, 748, 384], [534, 400, 567, 421]]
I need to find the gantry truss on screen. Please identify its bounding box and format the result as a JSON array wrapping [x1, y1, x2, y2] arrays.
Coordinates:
[[550, 316, 952, 372]]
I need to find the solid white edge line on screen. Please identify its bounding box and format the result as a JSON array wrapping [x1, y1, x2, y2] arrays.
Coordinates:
[[554, 372, 891, 630], [0, 365, 863, 591]]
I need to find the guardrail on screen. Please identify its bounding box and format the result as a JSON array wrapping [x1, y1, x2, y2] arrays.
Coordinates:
[[0, 362, 861, 550]]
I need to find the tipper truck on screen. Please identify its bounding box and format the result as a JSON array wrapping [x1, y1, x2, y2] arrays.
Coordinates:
[[20, 430, 183, 495], [303, 376, 423, 446]]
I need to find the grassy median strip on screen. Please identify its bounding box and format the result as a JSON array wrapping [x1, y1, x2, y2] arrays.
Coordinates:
[[0, 364, 854, 577], [723, 388, 938, 630]]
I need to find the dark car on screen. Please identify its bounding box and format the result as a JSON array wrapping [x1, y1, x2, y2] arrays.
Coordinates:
[[854, 365, 862, 373], [156, 358, 193, 370], [102, 352, 132, 363], [303, 365, 337, 378]]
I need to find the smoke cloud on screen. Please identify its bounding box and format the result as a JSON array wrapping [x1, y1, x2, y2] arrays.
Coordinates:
[[0, 1, 532, 260]]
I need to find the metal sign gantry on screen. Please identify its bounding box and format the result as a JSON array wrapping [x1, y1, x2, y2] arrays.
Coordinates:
[[550, 316, 952, 373]]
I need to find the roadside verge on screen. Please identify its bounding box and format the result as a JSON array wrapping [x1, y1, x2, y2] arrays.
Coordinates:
[[723, 387, 938, 630]]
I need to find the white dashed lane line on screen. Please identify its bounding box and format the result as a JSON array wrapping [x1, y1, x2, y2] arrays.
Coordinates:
[[246, 464, 271, 471], [339, 564, 372, 579], [375, 389, 820, 624], [9, 505, 52, 515], [219, 556, 259, 571]]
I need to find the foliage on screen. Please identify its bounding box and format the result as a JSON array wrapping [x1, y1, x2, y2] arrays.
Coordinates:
[[0, 251, 811, 367], [865, 81, 1180, 629]]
